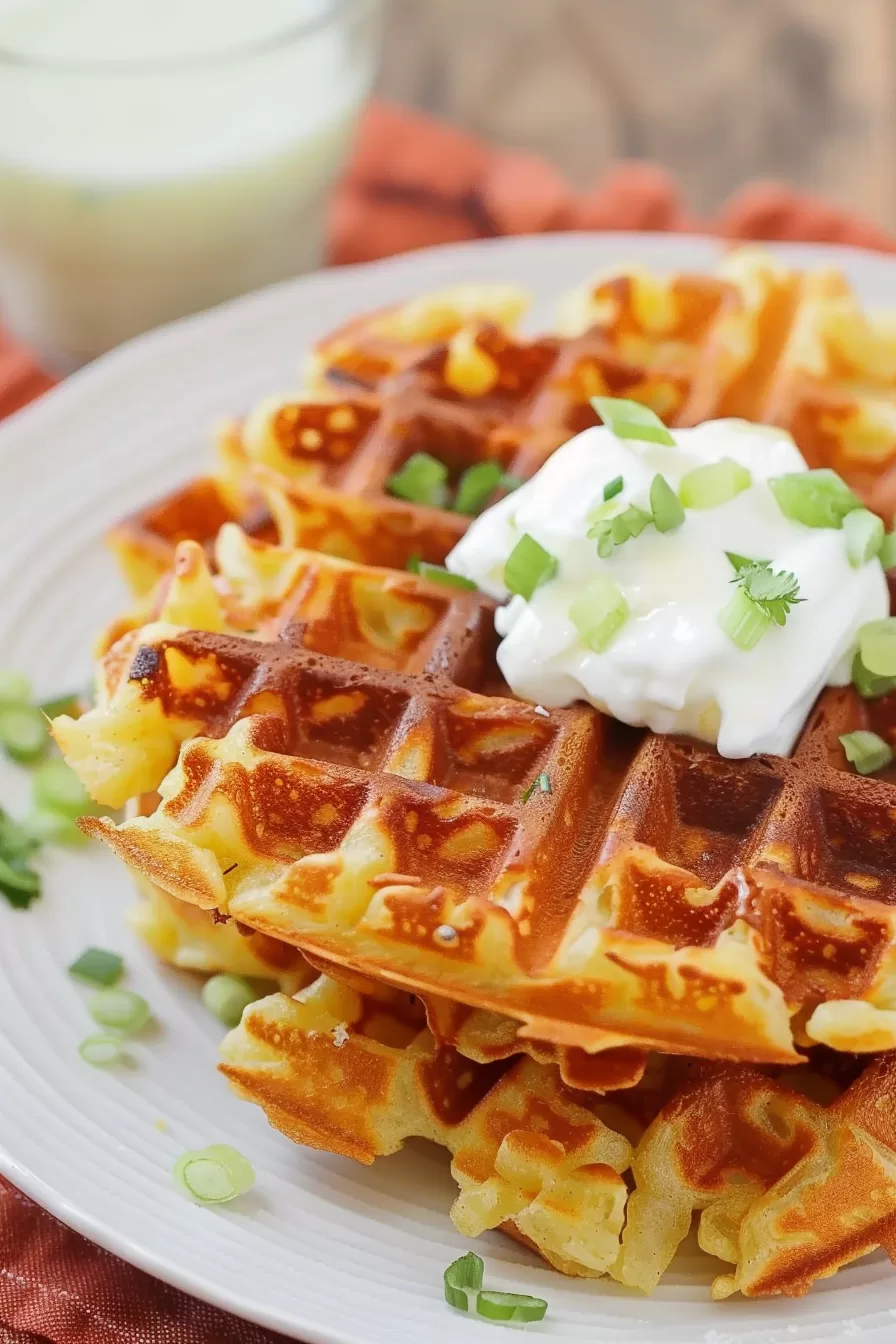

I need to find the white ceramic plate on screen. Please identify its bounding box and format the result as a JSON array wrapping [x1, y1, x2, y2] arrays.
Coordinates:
[[2, 233, 896, 1344]]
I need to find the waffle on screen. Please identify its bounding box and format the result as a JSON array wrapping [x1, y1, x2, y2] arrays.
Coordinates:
[[220, 967, 896, 1298], [107, 254, 896, 602], [56, 512, 896, 1064]]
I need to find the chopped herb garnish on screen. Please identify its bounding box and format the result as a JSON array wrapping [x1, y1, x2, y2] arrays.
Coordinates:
[[201, 974, 257, 1028], [840, 730, 894, 776], [880, 530, 896, 570], [725, 551, 770, 575], [591, 395, 675, 446], [768, 469, 862, 529], [844, 508, 885, 568], [88, 988, 151, 1034], [730, 561, 804, 626], [68, 947, 124, 987], [650, 473, 685, 532], [678, 458, 751, 510], [569, 575, 629, 652], [588, 504, 652, 558], [79, 1033, 126, 1068], [0, 670, 31, 705], [414, 562, 478, 591], [0, 853, 41, 908], [504, 534, 558, 600], [0, 705, 47, 764], [859, 619, 896, 677], [386, 452, 449, 508], [852, 650, 896, 700], [521, 771, 551, 803], [174, 1145, 256, 1205], [444, 1253, 547, 1324], [454, 461, 503, 515], [602, 475, 624, 502]]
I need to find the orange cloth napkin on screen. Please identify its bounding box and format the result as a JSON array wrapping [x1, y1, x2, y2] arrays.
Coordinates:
[[1, 98, 895, 1344]]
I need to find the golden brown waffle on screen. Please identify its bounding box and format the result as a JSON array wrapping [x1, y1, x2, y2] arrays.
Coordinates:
[[219, 972, 633, 1280], [220, 969, 896, 1297], [56, 512, 896, 1064], [107, 255, 896, 600]]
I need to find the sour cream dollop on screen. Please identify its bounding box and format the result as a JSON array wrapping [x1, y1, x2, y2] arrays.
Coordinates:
[[446, 420, 889, 757]]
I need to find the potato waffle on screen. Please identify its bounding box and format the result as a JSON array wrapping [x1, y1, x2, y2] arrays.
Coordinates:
[[107, 252, 896, 602], [58, 514, 896, 1065], [221, 967, 896, 1298]]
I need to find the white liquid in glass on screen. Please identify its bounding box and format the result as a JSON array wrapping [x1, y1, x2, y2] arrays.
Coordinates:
[[0, 0, 375, 367]]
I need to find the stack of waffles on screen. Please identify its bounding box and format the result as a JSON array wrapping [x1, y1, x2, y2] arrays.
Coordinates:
[[53, 248, 896, 1299]]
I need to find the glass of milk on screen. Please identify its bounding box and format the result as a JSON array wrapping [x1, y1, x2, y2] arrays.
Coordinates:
[[0, 0, 382, 369]]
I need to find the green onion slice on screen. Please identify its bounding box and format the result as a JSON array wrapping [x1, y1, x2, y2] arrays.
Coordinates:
[[88, 988, 151, 1034], [387, 452, 449, 508], [650, 473, 685, 532], [852, 650, 896, 699], [0, 853, 41, 909], [602, 474, 624, 502], [879, 530, 896, 570], [719, 587, 771, 651], [0, 670, 31, 705], [79, 1033, 126, 1068], [0, 705, 47, 764], [0, 808, 38, 860], [844, 508, 885, 567], [174, 1144, 256, 1205], [840, 730, 894, 776], [444, 1252, 484, 1312], [504, 534, 558, 600], [591, 395, 675, 446], [32, 759, 92, 819], [569, 576, 630, 652], [521, 771, 551, 803], [678, 457, 751, 510], [858, 619, 896, 677], [69, 947, 124, 988], [201, 974, 257, 1028], [454, 461, 504, 515], [588, 504, 652, 557], [413, 562, 478, 591], [768, 469, 862, 529], [476, 1290, 548, 1323]]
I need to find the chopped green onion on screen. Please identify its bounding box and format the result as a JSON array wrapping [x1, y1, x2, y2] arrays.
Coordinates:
[[569, 575, 630, 652], [0, 853, 41, 908], [678, 457, 751, 510], [78, 1033, 126, 1068], [726, 551, 769, 575], [25, 809, 86, 847], [602, 475, 624, 502], [880, 531, 896, 570], [68, 947, 124, 988], [454, 461, 503, 515], [768, 469, 862, 529], [719, 587, 771, 650], [201, 974, 257, 1028], [444, 1253, 484, 1312], [476, 1290, 548, 1324], [32, 759, 91, 818], [174, 1144, 256, 1205], [844, 508, 885, 568], [387, 452, 449, 508], [591, 395, 675, 446], [840, 730, 894, 776], [0, 670, 31, 705], [413, 563, 478, 591], [852, 650, 896, 699], [649, 473, 685, 532], [504, 534, 558, 600], [588, 504, 652, 557], [521, 771, 551, 803], [858, 619, 896, 677], [0, 808, 38, 860], [88, 988, 151, 1033], [0, 705, 47, 764]]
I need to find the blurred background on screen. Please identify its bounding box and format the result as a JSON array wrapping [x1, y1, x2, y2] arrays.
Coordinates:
[[377, 0, 894, 226], [1, 0, 894, 373]]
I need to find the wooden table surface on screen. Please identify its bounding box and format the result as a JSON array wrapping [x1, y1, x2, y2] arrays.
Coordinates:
[[377, 0, 896, 227]]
